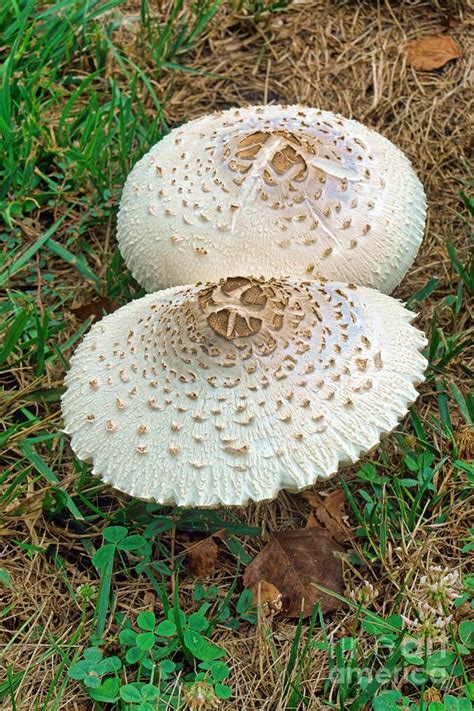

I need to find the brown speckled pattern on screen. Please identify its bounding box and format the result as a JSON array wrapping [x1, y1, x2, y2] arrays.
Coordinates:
[[62, 276, 427, 507], [117, 105, 426, 294]]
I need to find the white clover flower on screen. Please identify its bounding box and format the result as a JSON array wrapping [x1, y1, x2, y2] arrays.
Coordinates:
[[401, 565, 463, 648], [419, 566, 462, 614], [349, 580, 378, 606], [402, 599, 452, 642], [183, 680, 219, 710], [76, 583, 97, 601]]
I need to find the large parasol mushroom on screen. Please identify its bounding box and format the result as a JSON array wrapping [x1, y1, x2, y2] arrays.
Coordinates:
[[62, 275, 427, 508], [117, 105, 426, 294]]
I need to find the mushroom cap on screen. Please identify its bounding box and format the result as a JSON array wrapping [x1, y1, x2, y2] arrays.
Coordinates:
[[117, 105, 426, 294], [62, 275, 427, 508]]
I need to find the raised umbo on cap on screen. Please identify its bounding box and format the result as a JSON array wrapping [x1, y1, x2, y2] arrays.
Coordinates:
[[117, 105, 426, 294], [62, 276, 427, 507]]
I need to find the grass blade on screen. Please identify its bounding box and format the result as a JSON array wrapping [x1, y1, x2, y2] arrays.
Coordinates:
[[0, 305, 32, 366]]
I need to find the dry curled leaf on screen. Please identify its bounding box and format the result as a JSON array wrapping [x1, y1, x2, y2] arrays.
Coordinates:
[[456, 426, 474, 460], [404, 35, 462, 71], [70, 295, 119, 322], [424, 688, 442, 703], [301, 488, 350, 543], [248, 580, 283, 616], [244, 528, 344, 617], [454, 601, 474, 623], [143, 591, 157, 610], [185, 536, 219, 576]]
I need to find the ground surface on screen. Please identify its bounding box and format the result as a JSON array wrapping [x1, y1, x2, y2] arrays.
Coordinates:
[[0, 1, 473, 710]]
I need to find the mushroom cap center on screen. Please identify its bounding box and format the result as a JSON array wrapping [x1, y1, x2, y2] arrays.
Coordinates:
[[198, 276, 295, 345], [200, 276, 270, 340], [149, 275, 339, 389], [220, 120, 362, 216]]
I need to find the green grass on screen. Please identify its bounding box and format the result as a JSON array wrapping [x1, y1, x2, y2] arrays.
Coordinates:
[[1, 1, 473, 709]]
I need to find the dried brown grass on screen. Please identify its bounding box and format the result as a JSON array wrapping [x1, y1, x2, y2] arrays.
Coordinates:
[[1, 0, 473, 708]]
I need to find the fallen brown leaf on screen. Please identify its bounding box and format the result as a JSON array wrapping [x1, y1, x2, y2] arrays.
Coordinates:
[[454, 601, 474, 623], [244, 528, 344, 617], [248, 580, 283, 616], [404, 35, 462, 71], [446, 17, 461, 30], [301, 488, 350, 543], [185, 536, 219, 576], [456, 426, 474, 460], [143, 591, 157, 610], [70, 296, 119, 321], [424, 688, 442, 703]]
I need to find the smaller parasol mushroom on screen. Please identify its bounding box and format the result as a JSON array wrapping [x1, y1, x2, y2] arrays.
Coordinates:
[[117, 104, 426, 294], [62, 275, 427, 508]]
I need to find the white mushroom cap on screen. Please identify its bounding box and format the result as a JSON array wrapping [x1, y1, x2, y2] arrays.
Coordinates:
[[117, 105, 426, 294], [62, 276, 427, 508]]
